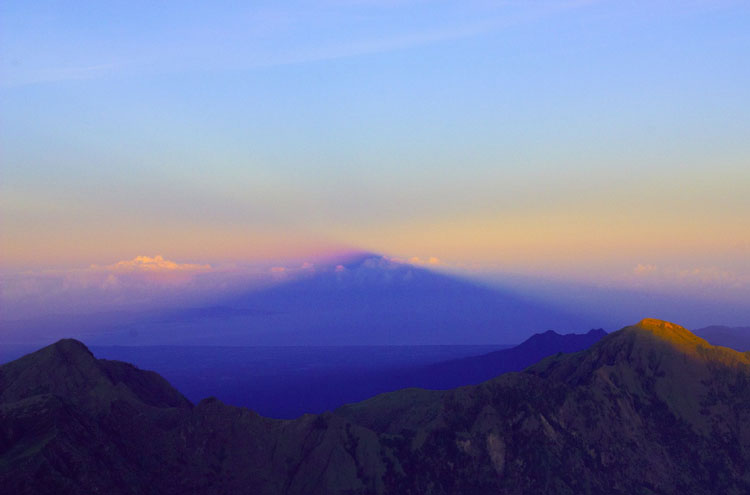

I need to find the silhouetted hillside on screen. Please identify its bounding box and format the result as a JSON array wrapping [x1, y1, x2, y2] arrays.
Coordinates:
[[2, 319, 750, 494]]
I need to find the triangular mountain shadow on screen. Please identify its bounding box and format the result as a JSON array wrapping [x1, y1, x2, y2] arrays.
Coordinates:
[[96, 253, 594, 345], [0, 253, 596, 346]]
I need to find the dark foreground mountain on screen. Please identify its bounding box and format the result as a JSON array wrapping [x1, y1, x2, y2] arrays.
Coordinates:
[[694, 325, 750, 351], [2, 319, 749, 494]]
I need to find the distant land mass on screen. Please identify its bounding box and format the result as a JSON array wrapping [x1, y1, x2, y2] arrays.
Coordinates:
[[693, 325, 750, 351], [0, 254, 594, 347], [3, 319, 750, 494], [407, 327, 607, 390], [85, 327, 606, 418]]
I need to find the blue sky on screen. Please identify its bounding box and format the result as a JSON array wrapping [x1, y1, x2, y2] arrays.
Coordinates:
[[1, 0, 749, 305]]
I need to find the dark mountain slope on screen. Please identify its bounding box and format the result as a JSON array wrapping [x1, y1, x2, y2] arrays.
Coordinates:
[[337, 319, 750, 494], [0, 341, 386, 495], [0, 339, 189, 409], [0, 339, 191, 495], [3, 319, 750, 494]]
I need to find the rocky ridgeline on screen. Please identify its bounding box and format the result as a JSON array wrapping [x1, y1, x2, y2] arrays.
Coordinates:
[[1, 319, 749, 494]]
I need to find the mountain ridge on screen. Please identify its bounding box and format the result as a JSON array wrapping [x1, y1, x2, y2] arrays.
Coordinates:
[[400, 327, 608, 390], [3, 318, 750, 494]]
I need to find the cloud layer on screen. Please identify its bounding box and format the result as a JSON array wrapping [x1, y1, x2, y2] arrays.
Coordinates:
[[95, 255, 212, 273]]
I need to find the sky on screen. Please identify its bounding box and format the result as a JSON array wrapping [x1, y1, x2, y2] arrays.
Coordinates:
[[1, 0, 749, 319]]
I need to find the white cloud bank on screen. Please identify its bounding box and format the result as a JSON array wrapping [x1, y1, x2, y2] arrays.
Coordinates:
[[0, 256, 253, 320], [93, 255, 212, 273]]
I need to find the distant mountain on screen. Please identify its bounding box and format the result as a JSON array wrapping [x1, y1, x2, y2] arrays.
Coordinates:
[[406, 327, 607, 389], [1, 253, 594, 346], [693, 325, 750, 351], [3, 319, 750, 494]]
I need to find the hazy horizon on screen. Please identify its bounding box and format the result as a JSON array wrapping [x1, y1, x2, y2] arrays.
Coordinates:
[[2, 251, 749, 336]]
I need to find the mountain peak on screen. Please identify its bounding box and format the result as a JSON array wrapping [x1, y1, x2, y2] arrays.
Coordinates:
[[50, 337, 95, 357], [630, 318, 707, 346], [22, 337, 98, 372], [0, 337, 190, 409], [587, 328, 608, 337], [636, 318, 685, 332], [335, 251, 389, 269], [584, 318, 750, 369]]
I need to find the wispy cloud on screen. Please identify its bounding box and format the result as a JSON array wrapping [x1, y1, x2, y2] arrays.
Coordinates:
[[0, 256, 242, 320], [93, 255, 211, 273], [628, 263, 749, 292], [1, 63, 122, 89], [1, 0, 600, 88], [388, 255, 444, 267]]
